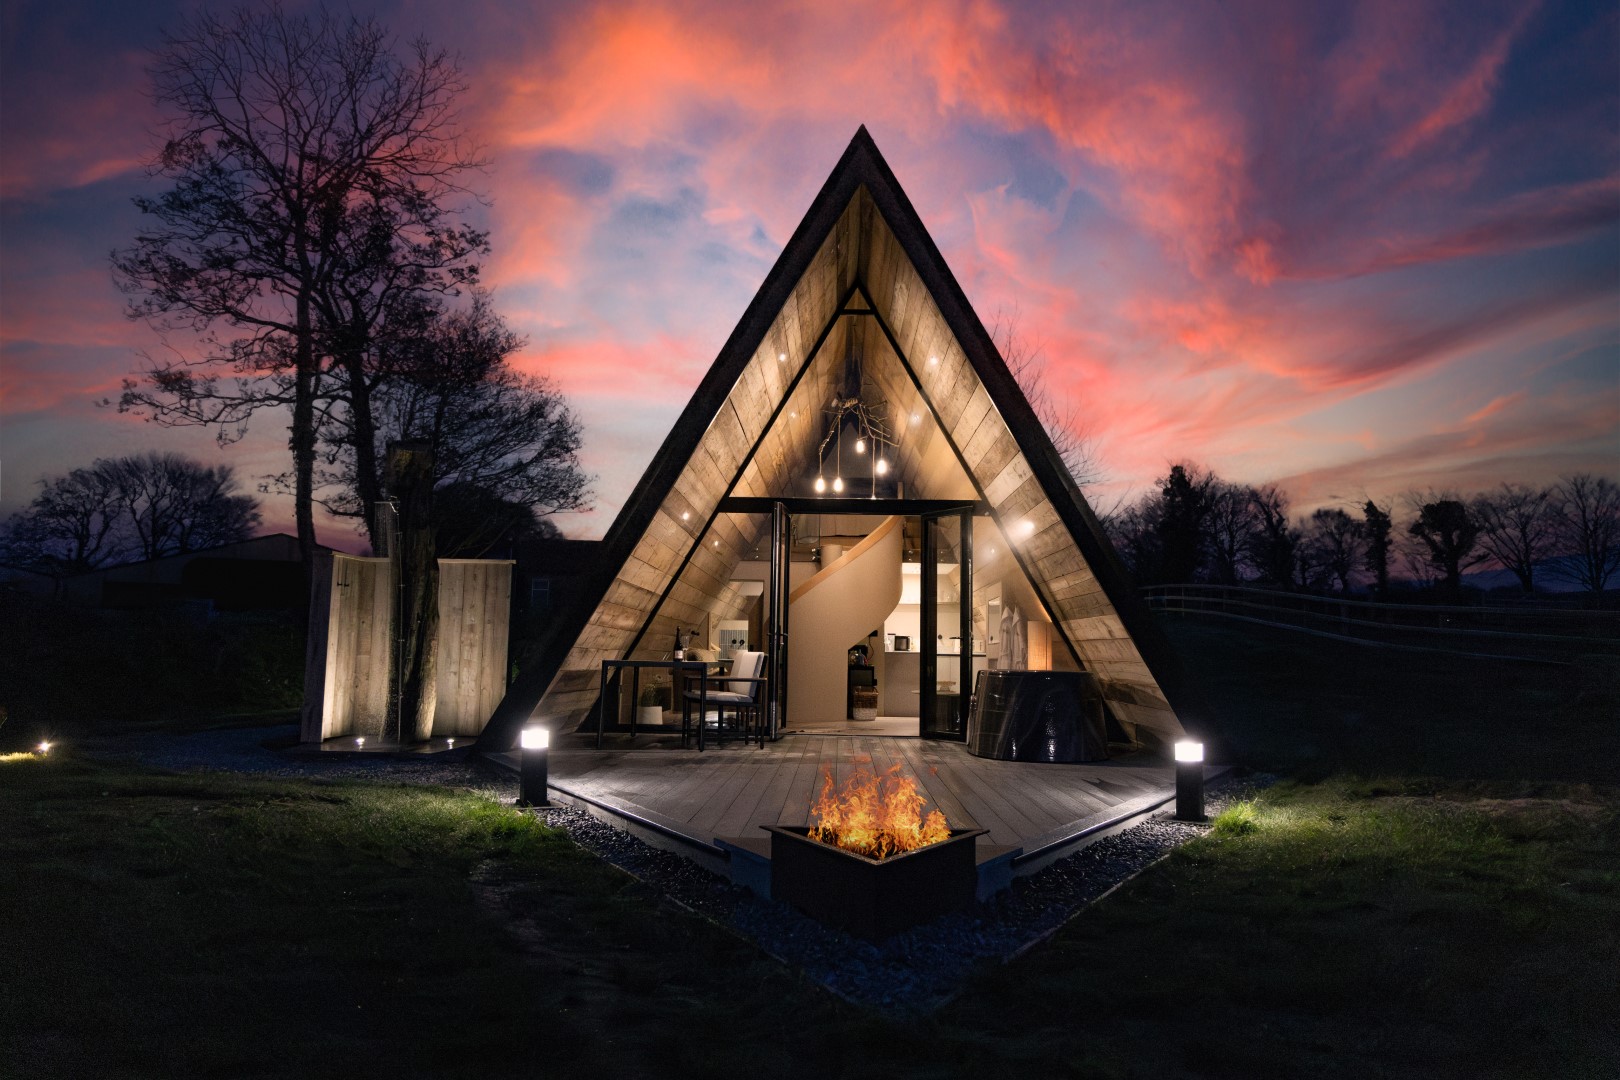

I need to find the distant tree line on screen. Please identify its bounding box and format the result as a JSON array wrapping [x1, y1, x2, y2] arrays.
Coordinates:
[[2, 452, 260, 573], [1105, 464, 1620, 599]]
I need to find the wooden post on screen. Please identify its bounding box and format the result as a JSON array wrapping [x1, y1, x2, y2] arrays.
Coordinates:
[[389, 440, 438, 744]]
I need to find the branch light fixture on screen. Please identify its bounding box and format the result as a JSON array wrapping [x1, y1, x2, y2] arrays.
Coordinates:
[[814, 321, 896, 498]]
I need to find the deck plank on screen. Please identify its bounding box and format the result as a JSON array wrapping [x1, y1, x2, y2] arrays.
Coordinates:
[[544, 734, 1172, 854]]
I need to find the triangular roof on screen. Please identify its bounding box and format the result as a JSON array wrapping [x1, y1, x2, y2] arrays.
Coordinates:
[[480, 127, 1205, 750]]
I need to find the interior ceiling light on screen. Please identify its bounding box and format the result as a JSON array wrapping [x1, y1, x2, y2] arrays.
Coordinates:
[[814, 319, 895, 497]]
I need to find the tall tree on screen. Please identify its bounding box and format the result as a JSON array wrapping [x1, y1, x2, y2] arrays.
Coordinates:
[[1472, 483, 1558, 594], [1406, 496, 1484, 594], [305, 293, 590, 538], [1156, 463, 1214, 584], [1362, 500, 1393, 597], [1250, 484, 1297, 587], [1104, 497, 1164, 585], [1204, 481, 1262, 584], [113, 5, 483, 568], [1303, 507, 1365, 593], [1549, 473, 1620, 596]]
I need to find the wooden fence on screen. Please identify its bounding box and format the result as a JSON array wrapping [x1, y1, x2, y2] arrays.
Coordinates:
[[434, 560, 514, 738], [1141, 583, 1620, 665]]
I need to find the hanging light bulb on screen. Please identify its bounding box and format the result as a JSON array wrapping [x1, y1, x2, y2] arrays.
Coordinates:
[[876, 458, 889, 476], [814, 474, 827, 493], [832, 425, 843, 493], [855, 437, 866, 454]]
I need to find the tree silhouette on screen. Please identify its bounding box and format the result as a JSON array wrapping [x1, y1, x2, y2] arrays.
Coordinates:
[[1362, 500, 1393, 597], [299, 293, 591, 539], [1406, 497, 1484, 594], [1204, 481, 1261, 585], [1549, 473, 1620, 596], [990, 306, 1104, 489], [1250, 484, 1297, 587], [1472, 483, 1558, 594], [3, 453, 260, 572], [113, 5, 484, 568], [1155, 463, 1215, 584], [1303, 508, 1365, 593]]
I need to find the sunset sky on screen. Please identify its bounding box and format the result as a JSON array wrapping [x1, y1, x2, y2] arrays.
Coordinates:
[[2, 0, 1616, 546]]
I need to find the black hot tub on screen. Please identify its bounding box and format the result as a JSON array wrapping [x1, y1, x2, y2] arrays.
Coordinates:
[[966, 670, 1109, 762]]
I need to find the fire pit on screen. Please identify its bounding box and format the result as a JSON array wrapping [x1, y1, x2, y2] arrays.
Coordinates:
[[766, 767, 986, 940]]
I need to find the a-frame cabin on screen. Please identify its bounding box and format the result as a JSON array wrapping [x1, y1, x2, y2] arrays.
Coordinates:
[[480, 128, 1203, 752]]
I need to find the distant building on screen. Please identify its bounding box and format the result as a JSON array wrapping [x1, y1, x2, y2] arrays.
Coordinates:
[[512, 536, 604, 628], [55, 533, 325, 611], [0, 562, 58, 599]]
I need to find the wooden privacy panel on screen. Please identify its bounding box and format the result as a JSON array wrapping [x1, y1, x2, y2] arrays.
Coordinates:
[[301, 553, 393, 742], [301, 554, 512, 743], [434, 560, 514, 738]]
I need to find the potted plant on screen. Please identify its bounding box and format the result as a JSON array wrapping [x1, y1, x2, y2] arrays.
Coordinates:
[[637, 684, 665, 727]]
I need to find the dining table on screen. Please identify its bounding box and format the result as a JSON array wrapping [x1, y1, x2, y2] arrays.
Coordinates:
[[598, 658, 718, 750]]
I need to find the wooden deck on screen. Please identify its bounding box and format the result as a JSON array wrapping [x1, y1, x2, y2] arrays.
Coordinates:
[[501, 733, 1182, 874]]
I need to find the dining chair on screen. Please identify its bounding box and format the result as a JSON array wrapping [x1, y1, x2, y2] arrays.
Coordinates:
[[683, 649, 765, 746]]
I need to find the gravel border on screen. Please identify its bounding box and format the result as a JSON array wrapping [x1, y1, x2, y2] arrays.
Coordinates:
[[92, 724, 1271, 1013], [527, 775, 1274, 1013]]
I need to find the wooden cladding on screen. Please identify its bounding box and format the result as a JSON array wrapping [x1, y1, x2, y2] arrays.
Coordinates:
[[513, 138, 1187, 745]]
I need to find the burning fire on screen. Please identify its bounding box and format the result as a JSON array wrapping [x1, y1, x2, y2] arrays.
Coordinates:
[[807, 766, 950, 859]]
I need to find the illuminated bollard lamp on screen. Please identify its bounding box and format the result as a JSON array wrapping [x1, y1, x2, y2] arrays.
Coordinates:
[[1174, 740, 1205, 822], [519, 726, 551, 808]]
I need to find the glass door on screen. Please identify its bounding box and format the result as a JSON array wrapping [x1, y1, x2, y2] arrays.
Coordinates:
[[919, 508, 972, 740]]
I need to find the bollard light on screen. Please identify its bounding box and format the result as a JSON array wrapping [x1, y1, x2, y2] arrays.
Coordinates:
[[519, 726, 551, 807], [1174, 740, 1205, 822]]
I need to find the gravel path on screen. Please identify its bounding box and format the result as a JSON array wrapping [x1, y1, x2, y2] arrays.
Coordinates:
[[88, 723, 518, 800], [94, 724, 1268, 1013]]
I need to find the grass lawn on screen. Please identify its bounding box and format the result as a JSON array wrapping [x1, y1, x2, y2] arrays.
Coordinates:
[[3, 620, 1617, 1078]]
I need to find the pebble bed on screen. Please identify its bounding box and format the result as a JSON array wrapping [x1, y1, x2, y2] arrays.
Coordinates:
[[96, 725, 1268, 1013], [531, 778, 1270, 1013]]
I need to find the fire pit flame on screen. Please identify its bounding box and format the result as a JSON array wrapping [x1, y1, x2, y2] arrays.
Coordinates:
[[807, 766, 950, 859]]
